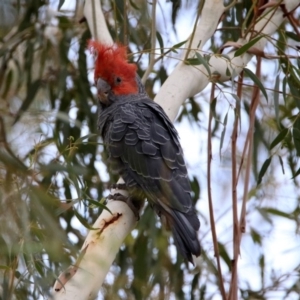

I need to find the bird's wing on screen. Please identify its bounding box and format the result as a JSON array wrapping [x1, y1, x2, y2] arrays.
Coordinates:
[[106, 99, 193, 214]]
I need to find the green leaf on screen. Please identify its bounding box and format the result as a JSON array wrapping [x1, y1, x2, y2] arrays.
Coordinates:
[[132, 234, 149, 292], [74, 134, 98, 145], [219, 111, 228, 158], [73, 209, 96, 230], [263, 208, 293, 219], [286, 31, 300, 42], [220, 54, 231, 61], [172, 39, 187, 50], [274, 75, 280, 125], [86, 197, 111, 213], [218, 242, 231, 270], [1, 69, 13, 99], [156, 31, 164, 55], [14, 79, 42, 124], [129, 0, 140, 9], [186, 58, 200, 65], [244, 68, 268, 101], [34, 260, 45, 276], [269, 128, 288, 150], [57, 0, 65, 10], [259, 254, 265, 271], [186, 53, 211, 76], [294, 61, 300, 77], [40, 162, 88, 176], [234, 35, 263, 57], [55, 199, 79, 215], [0, 150, 27, 172], [292, 167, 300, 179], [257, 156, 272, 186], [0, 1, 17, 37], [210, 97, 217, 118], [230, 93, 241, 104], [293, 118, 300, 156], [226, 66, 231, 77], [250, 228, 262, 245], [287, 76, 300, 110], [282, 76, 287, 102], [195, 52, 211, 76], [56, 111, 82, 128], [277, 155, 285, 174], [170, 40, 187, 54], [190, 176, 200, 201]]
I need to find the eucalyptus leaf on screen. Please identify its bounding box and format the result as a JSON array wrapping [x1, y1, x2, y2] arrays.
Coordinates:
[[234, 35, 263, 57], [257, 156, 272, 186], [244, 68, 268, 101], [270, 128, 288, 150]]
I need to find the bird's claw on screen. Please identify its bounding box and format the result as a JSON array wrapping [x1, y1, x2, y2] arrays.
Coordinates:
[[107, 193, 140, 220], [110, 183, 127, 190]]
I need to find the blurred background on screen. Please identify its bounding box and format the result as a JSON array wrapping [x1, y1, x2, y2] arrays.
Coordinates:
[[0, 0, 300, 299]]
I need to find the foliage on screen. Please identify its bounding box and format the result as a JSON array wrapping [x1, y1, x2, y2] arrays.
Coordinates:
[[0, 0, 299, 299]]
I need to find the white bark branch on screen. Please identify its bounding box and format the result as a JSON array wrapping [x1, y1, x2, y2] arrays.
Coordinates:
[[83, 0, 113, 44], [52, 0, 298, 298], [155, 0, 225, 121], [53, 199, 136, 300], [155, 0, 299, 122], [52, 2, 125, 298]]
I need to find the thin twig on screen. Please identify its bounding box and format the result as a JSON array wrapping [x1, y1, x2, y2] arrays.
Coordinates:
[[207, 84, 227, 300], [123, 0, 128, 44], [240, 56, 261, 233], [244, 0, 282, 38], [91, 0, 98, 41], [234, 81, 300, 102], [183, 0, 205, 61], [228, 72, 243, 300], [0, 117, 27, 171], [224, 0, 238, 10], [229, 56, 262, 299], [282, 4, 300, 36], [113, 1, 118, 43], [141, 0, 157, 84]]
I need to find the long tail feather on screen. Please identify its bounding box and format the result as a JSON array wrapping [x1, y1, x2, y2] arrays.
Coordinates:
[[162, 209, 201, 264]]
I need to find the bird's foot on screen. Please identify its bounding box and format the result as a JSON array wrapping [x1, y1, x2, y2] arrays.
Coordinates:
[[110, 183, 127, 190], [107, 193, 140, 220]]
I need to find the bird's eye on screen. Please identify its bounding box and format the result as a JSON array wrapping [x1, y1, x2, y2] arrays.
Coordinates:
[[115, 77, 122, 84]]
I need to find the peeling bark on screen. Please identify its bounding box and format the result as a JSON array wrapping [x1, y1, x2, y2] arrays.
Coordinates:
[[53, 199, 136, 300]]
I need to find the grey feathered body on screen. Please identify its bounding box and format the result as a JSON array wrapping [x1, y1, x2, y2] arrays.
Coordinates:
[[98, 91, 201, 263]]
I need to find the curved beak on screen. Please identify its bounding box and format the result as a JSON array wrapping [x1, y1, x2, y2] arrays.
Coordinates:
[[96, 78, 111, 104]]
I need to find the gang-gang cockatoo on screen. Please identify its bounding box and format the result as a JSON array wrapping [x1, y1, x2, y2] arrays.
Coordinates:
[[90, 42, 201, 263]]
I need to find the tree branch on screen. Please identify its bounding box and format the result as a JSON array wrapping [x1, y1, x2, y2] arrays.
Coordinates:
[[53, 199, 136, 300], [141, 0, 157, 84], [207, 84, 227, 300], [155, 0, 225, 122], [155, 0, 299, 121], [83, 0, 113, 44]]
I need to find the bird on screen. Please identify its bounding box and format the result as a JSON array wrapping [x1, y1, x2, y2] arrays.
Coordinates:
[[89, 41, 201, 263]]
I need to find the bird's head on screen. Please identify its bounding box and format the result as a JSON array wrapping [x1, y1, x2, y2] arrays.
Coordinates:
[[89, 41, 138, 106]]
